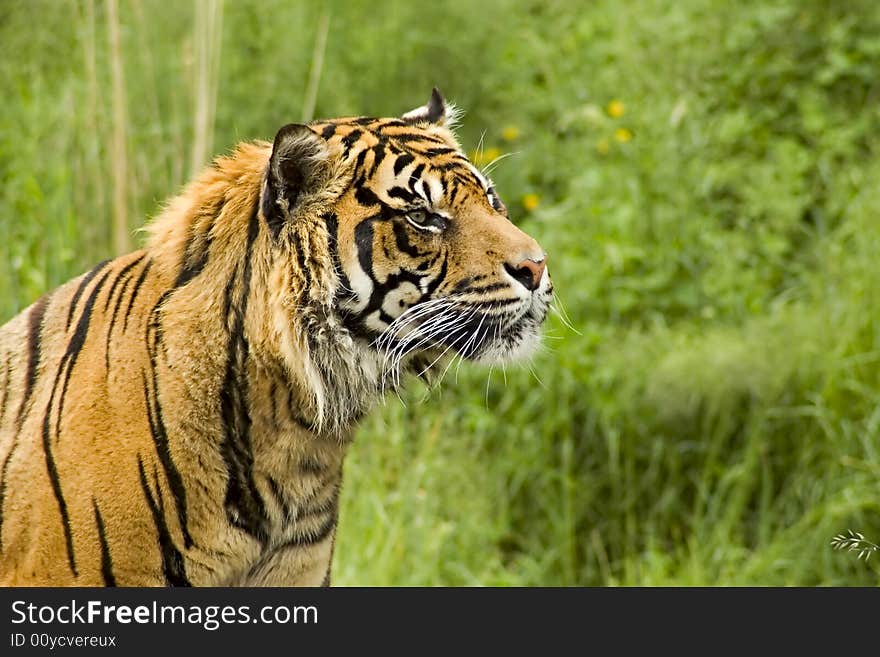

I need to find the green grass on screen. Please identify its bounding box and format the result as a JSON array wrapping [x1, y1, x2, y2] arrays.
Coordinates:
[[3, 0, 880, 585]]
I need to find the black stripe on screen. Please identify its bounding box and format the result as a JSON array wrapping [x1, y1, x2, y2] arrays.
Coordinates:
[[285, 383, 315, 430], [458, 167, 486, 189], [92, 498, 117, 586], [0, 352, 10, 427], [352, 148, 369, 176], [15, 294, 49, 430], [392, 221, 426, 257], [281, 508, 337, 548], [54, 268, 113, 439], [374, 118, 406, 128], [421, 147, 457, 157], [434, 161, 465, 172], [122, 259, 152, 332], [422, 178, 435, 204], [105, 254, 147, 371], [368, 144, 387, 177], [66, 260, 111, 331], [174, 211, 216, 288], [141, 362, 193, 548], [340, 129, 363, 151], [0, 448, 15, 553], [349, 254, 430, 337], [297, 483, 340, 521], [268, 381, 279, 431], [381, 239, 394, 261], [42, 400, 77, 576], [449, 152, 472, 163], [0, 351, 15, 549], [103, 254, 145, 313], [459, 297, 522, 310], [287, 382, 296, 417], [137, 457, 191, 586], [354, 219, 375, 278], [0, 352, 15, 549], [291, 232, 311, 291], [418, 250, 442, 272], [450, 172, 470, 188], [384, 131, 447, 144], [387, 186, 417, 204], [492, 195, 507, 213], [0, 356, 17, 551], [459, 315, 497, 358], [458, 281, 508, 295], [220, 205, 269, 542], [299, 455, 326, 476], [448, 180, 461, 206], [355, 186, 380, 207], [424, 253, 449, 296], [324, 212, 354, 300], [393, 153, 415, 176], [408, 164, 426, 193], [320, 124, 337, 139], [267, 476, 293, 524]]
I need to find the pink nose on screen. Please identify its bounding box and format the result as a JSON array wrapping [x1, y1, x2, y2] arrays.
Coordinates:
[[504, 257, 546, 291]]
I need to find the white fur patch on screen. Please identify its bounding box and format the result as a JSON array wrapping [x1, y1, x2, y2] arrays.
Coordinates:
[[425, 177, 443, 205], [364, 310, 386, 334], [382, 282, 421, 320], [345, 244, 374, 313]]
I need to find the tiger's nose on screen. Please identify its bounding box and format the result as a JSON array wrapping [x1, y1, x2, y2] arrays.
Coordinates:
[[504, 257, 547, 292]]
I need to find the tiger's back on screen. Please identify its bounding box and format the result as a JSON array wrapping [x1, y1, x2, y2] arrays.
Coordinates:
[[0, 253, 170, 584]]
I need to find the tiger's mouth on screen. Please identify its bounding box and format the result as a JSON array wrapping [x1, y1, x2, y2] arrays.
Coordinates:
[[373, 287, 552, 384], [431, 302, 547, 359]]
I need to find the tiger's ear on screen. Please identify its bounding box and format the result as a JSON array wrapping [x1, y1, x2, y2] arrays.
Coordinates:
[[401, 87, 456, 127], [262, 123, 331, 235]]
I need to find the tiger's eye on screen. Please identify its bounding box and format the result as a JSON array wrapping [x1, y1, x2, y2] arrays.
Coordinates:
[[407, 210, 428, 224]]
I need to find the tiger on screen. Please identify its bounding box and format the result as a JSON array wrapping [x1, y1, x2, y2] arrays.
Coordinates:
[[0, 89, 552, 586]]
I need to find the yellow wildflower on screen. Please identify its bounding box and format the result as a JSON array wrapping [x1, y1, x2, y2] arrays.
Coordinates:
[[596, 138, 610, 155], [522, 193, 540, 211], [614, 127, 633, 143], [470, 146, 502, 166], [607, 100, 625, 118], [501, 125, 520, 142]]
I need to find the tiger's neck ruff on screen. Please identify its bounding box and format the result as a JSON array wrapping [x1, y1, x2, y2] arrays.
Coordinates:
[[147, 139, 374, 442], [0, 90, 552, 586]]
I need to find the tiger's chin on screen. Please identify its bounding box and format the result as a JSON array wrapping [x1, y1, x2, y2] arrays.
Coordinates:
[[436, 313, 546, 368], [472, 323, 544, 365], [374, 293, 551, 388], [397, 321, 543, 388]]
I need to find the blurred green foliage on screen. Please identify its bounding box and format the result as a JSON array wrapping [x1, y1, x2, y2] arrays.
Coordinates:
[[2, 0, 879, 584]]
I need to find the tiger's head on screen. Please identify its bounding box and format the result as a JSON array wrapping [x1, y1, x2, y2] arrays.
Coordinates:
[[259, 89, 552, 392]]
